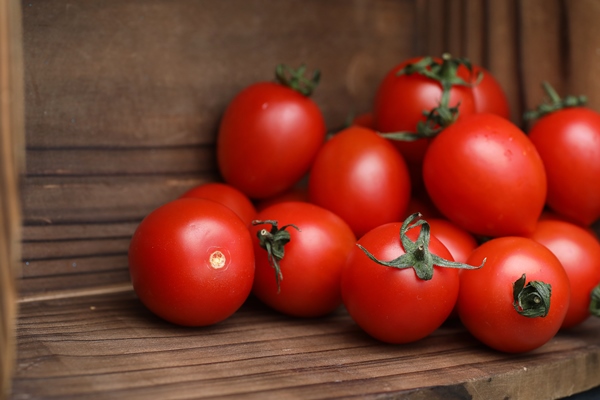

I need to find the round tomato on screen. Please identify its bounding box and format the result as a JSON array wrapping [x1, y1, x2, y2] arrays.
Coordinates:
[[128, 198, 255, 326], [527, 106, 600, 226], [180, 182, 257, 226], [373, 55, 477, 166], [217, 65, 326, 199], [526, 219, 600, 329], [250, 202, 356, 317], [423, 113, 547, 237], [469, 65, 511, 120], [254, 185, 309, 212], [458, 236, 570, 353], [341, 214, 482, 344], [427, 218, 478, 264], [308, 126, 411, 238]]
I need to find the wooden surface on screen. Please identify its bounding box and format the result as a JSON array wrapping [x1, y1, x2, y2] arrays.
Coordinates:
[[11, 289, 600, 400]]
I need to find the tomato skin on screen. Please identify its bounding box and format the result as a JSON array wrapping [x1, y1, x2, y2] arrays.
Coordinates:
[[217, 81, 326, 199], [308, 126, 411, 238], [427, 219, 478, 264], [341, 222, 459, 344], [373, 57, 477, 165], [128, 198, 255, 326], [458, 237, 570, 353], [423, 113, 547, 237], [526, 219, 600, 329], [250, 202, 356, 317], [468, 65, 511, 120], [254, 185, 309, 212], [180, 182, 257, 226], [528, 107, 600, 226]]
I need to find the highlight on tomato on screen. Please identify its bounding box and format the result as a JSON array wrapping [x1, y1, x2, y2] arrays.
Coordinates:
[[525, 82, 600, 226], [308, 125, 411, 238], [128, 198, 255, 327], [217, 64, 326, 199], [341, 213, 483, 344], [250, 201, 356, 318], [457, 236, 570, 353]]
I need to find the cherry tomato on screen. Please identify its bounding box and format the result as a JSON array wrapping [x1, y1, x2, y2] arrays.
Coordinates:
[[427, 218, 478, 264], [467, 65, 511, 120], [423, 113, 547, 237], [128, 198, 255, 326], [458, 236, 570, 353], [250, 202, 356, 317], [217, 65, 326, 199], [254, 185, 309, 212], [526, 219, 600, 329], [341, 214, 480, 344], [352, 112, 375, 129], [180, 182, 257, 226], [373, 56, 477, 166], [528, 106, 600, 226], [308, 126, 411, 238]]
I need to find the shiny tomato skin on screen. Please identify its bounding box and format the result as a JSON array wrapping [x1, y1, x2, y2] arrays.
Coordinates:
[[217, 82, 326, 199], [526, 219, 600, 329], [469, 65, 511, 120], [128, 198, 255, 326], [423, 113, 547, 237], [373, 57, 477, 165], [180, 182, 257, 226], [427, 218, 478, 264], [458, 237, 570, 353], [341, 222, 460, 344], [254, 185, 309, 212], [528, 107, 600, 226], [250, 202, 356, 317], [308, 126, 411, 238]]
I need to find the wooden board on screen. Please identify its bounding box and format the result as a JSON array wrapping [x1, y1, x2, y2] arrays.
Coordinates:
[[11, 290, 600, 399]]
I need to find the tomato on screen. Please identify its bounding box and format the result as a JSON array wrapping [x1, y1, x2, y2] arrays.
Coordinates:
[[308, 126, 411, 238], [341, 214, 481, 344], [458, 236, 570, 353], [427, 218, 478, 264], [373, 55, 477, 166], [254, 185, 309, 212], [467, 65, 511, 120], [527, 106, 600, 226], [128, 198, 255, 326], [217, 65, 326, 199], [352, 112, 375, 129], [250, 202, 356, 317], [180, 182, 257, 226], [526, 219, 600, 329], [423, 113, 547, 237]]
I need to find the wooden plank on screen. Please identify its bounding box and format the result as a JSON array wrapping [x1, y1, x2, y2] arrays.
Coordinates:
[[22, 0, 417, 148], [11, 291, 600, 399]]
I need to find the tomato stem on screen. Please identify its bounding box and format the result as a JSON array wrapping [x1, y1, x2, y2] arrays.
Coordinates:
[[252, 220, 301, 293], [590, 283, 600, 318], [275, 64, 321, 97], [523, 81, 587, 121], [512, 274, 552, 318], [357, 213, 485, 281]]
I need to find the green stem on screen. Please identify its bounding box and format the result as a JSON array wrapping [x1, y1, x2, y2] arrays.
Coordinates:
[[512, 274, 552, 318], [523, 81, 587, 121], [357, 213, 485, 281], [252, 220, 301, 293], [275, 64, 321, 97]]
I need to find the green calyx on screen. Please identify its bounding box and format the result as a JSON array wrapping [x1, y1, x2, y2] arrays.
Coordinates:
[[590, 283, 600, 318], [512, 274, 552, 318], [523, 81, 587, 121], [380, 53, 481, 142], [252, 219, 301, 292], [357, 213, 485, 281], [275, 64, 321, 97]]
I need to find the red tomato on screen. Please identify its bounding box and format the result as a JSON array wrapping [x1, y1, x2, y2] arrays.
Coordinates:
[[308, 126, 411, 238], [528, 107, 600, 226], [128, 198, 255, 326], [458, 237, 570, 353], [180, 182, 257, 226], [352, 112, 375, 129], [467, 65, 511, 120], [427, 218, 478, 264], [250, 202, 356, 317], [373, 56, 477, 166], [217, 66, 326, 199], [423, 113, 547, 237], [254, 185, 309, 212], [526, 219, 600, 329], [341, 215, 480, 344]]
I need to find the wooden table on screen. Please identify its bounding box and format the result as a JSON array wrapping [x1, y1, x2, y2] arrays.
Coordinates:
[[11, 286, 600, 399]]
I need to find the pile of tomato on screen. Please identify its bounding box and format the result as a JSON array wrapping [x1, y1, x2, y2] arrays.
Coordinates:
[[128, 56, 600, 354]]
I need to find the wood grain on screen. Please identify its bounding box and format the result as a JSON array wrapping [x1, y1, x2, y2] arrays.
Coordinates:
[[11, 291, 600, 399]]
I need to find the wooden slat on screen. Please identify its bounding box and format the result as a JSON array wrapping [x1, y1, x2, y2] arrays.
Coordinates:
[[11, 291, 600, 399]]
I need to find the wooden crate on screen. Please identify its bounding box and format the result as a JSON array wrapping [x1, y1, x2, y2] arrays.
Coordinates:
[[2, 0, 600, 399]]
